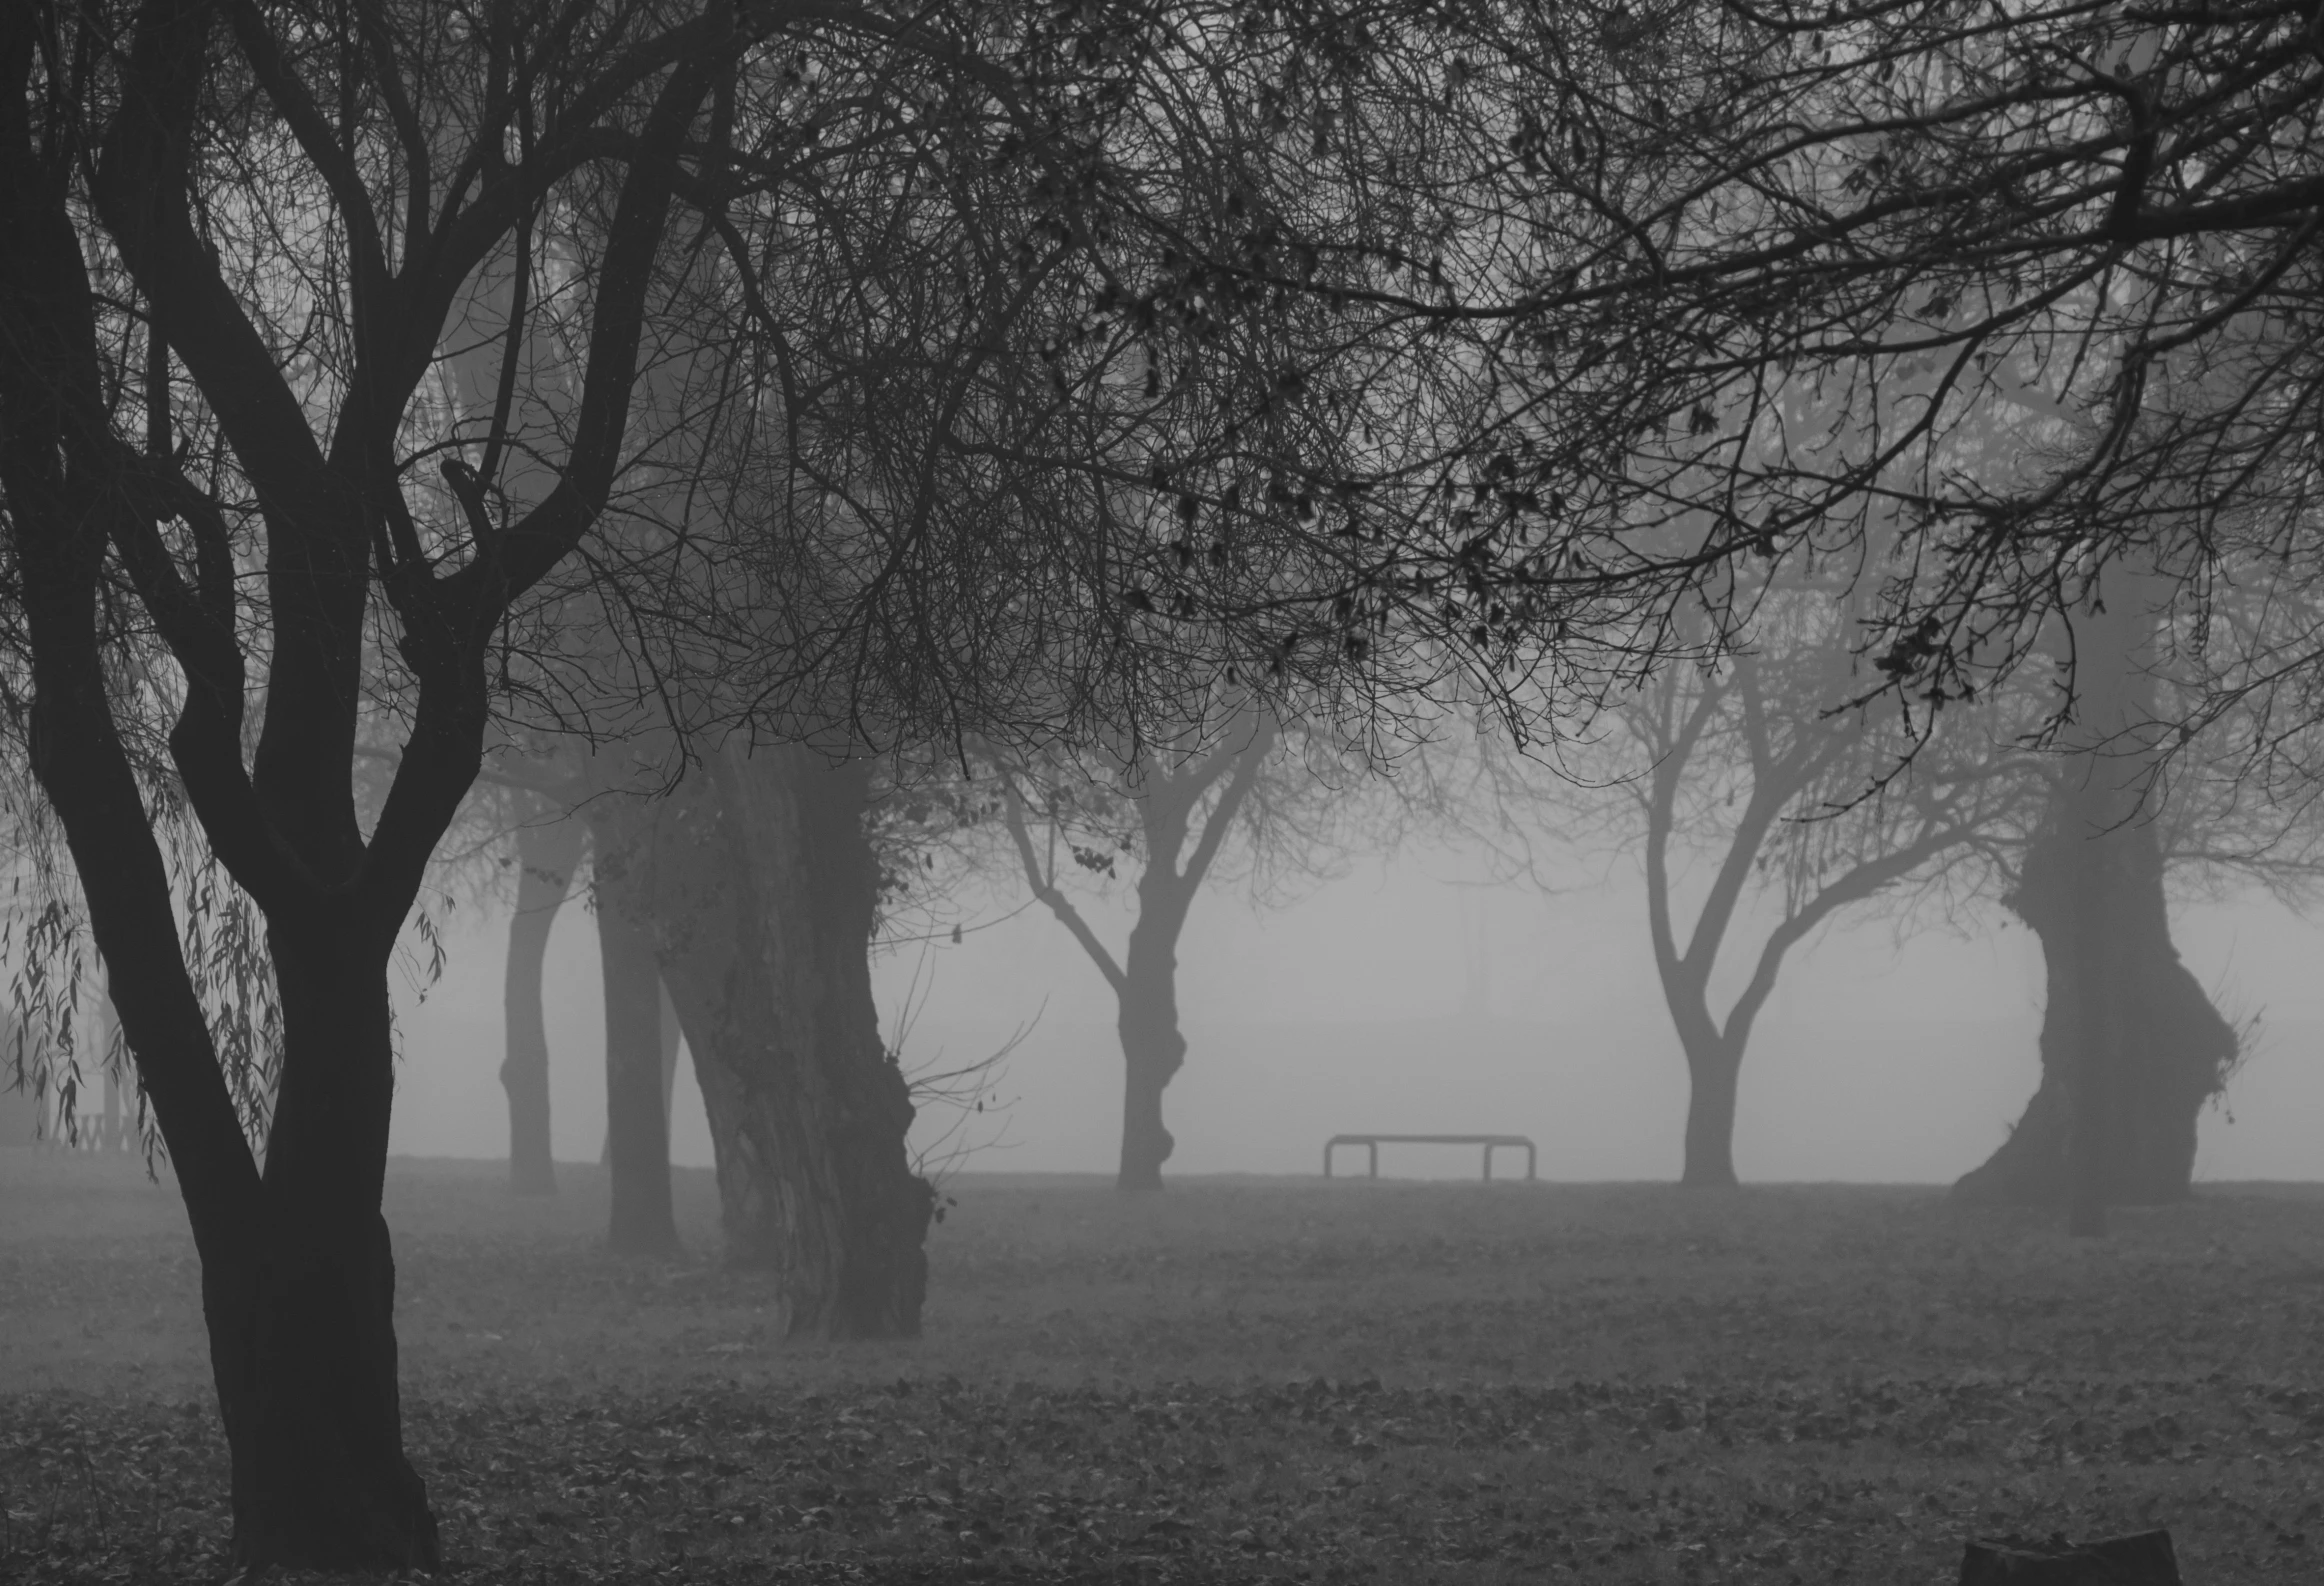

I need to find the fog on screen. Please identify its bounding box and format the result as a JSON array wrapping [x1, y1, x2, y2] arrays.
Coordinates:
[[386, 850, 2324, 1185]]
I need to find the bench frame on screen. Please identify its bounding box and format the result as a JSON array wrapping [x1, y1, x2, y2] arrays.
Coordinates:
[[1324, 1133, 1537, 1182]]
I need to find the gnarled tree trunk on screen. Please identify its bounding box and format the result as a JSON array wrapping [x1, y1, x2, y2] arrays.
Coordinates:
[[215, 921, 439, 1569], [629, 746, 931, 1336], [1955, 582, 2236, 1219], [502, 817, 581, 1195], [1952, 809, 2235, 1209]]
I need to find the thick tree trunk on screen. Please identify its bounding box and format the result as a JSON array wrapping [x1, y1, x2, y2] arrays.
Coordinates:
[[1680, 1037, 1743, 1188], [1957, 582, 2235, 1216], [1116, 958, 1186, 1192], [1952, 811, 2235, 1208], [630, 746, 931, 1337], [599, 975, 684, 1168], [214, 924, 439, 1570], [0, 180, 438, 1563], [502, 818, 580, 1195], [598, 878, 676, 1253]]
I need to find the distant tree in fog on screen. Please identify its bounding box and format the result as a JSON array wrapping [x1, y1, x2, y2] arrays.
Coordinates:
[[1471, 566, 2041, 1188], [981, 703, 1367, 1190], [1477, 554, 2310, 1212]]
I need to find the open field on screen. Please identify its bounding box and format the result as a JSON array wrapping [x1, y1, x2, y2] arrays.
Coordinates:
[[4, 1151, 2321, 1583]]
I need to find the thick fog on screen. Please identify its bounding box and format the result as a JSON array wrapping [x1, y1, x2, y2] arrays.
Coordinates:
[[385, 852, 2324, 1184]]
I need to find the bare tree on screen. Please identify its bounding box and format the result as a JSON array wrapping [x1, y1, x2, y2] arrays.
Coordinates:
[[987, 704, 1375, 1189], [1473, 569, 2038, 1186], [1950, 567, 2262, 1227], [1631, 683, 2020, 1185]]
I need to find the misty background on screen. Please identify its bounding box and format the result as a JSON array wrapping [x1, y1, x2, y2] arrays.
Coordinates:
[[386, 854, 2324, 1184]]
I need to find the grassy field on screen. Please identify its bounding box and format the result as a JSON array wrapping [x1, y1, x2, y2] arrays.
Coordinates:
[[3, 1150, 2321, 1583]]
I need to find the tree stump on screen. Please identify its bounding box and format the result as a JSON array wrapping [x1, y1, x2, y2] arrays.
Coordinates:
[[1960, 1531, 2180, 1585]]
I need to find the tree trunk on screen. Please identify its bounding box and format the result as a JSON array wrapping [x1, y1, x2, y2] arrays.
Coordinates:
[[213, 923, 439, 1570], [597, 878, 676, 1254], [502, 818, 580, 1195], [0, 181, 438, 1561], [629, 746, 932, 1337], [1116, 958, 1186, 1192], [1680, 1036, 1742, 1188], [597, 972, 685, 1169], [1952, 809, 2235, 1209], [1956, 581, 2233, 1216]]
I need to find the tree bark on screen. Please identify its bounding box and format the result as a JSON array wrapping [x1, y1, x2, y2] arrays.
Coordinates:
[[597, 972, 685, 1168], [502, 817, 580, 1195], [1954, 583, 2236, 1215], [1951, 809, 2235, 1208], [1116, 954, 1187, 1192], [1679, 1037, 1743, 1188], [629, 746, 931, 1336], [598, 877, 677, 1253], [0, 0, 724, 1560], [216, 921, 439, 1569]]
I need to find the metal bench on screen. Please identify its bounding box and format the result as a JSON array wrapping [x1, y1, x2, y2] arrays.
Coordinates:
[[1324, 1133, 1537, 1182]]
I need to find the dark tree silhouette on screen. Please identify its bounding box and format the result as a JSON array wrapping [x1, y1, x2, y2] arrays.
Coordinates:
[[600, 743, 934, 1333], [1952, 571, 2244, 1230], [0, 0, 742, 1556]]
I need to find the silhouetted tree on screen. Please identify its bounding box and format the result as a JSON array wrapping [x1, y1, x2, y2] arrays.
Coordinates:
[[590, 741, 934, 1332], [982, 703, 1380, 1190], [1952, 569, 2249, 1229], [1474, 566, 2035, 1186], [0, 0, 757, 1551]]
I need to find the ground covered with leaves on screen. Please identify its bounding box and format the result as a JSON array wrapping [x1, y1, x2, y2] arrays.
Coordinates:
[[4, 1155, 2321, 1582]]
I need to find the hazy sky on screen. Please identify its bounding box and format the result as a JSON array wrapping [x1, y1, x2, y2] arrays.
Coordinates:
[[382, 836, 2324, 1186]]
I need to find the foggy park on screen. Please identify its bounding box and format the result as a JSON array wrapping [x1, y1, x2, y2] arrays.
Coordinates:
[[3, 2, 2322, 1583]]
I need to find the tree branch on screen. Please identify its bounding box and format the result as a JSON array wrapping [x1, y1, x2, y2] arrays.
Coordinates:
[[998, 774, 1127, 994]]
